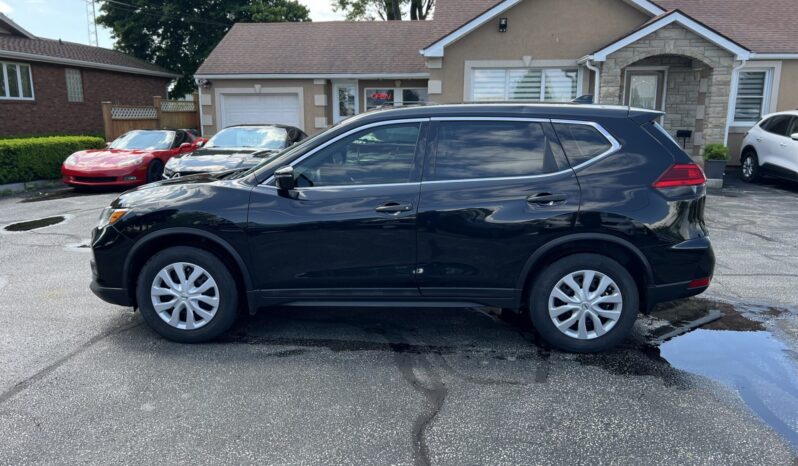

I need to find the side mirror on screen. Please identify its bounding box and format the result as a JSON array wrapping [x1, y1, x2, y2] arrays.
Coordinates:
[[195, 139, 205, 147], [274, 165, 295, 191], [792, 133, 798, 141]]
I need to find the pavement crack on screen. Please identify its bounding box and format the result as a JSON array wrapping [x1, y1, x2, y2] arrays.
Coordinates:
[[386, 331, 448, 466], [0, 319, 142, 405]]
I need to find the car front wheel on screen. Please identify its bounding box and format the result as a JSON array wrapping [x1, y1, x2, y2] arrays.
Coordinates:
[[740, 150, 760, 182], [528, 253, 638, 353], [136, 246, 239, 342]]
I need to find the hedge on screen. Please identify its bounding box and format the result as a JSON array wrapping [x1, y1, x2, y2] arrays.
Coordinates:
[[0, 136, 107, 184]]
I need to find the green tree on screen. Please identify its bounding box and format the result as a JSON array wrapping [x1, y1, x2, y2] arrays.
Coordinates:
[[333, 0, 433, 20], [96, 0, 310, 97]]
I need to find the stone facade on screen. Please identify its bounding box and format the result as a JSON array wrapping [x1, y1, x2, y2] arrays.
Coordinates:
[[598, 23, 737, 156]]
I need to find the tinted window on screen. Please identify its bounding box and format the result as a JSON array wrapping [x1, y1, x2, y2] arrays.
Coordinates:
[[293, 123, 420, 187], [553, 123, 612, 166], [762, 115, 792, 136], [431, 121, 557, 180]]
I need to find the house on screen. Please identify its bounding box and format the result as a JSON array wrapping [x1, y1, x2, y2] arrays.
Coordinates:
[[195, 0, 798, 163], [0, 13, 177, 137]]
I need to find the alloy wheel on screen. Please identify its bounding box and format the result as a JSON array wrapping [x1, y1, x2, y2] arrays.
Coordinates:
[[150, 262, 219, 330], [742, 156, 754, 178], [547, 270, 623, 340]]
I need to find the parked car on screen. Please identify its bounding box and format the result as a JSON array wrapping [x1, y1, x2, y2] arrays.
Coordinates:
[[740, 110, 798, 182], [90, 104, 714, 353], [62, 129, 203, 187], [163, 124, 307, 178]]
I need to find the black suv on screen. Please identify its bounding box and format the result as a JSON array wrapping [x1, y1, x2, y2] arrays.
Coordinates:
[[90, 104, 714, 352]]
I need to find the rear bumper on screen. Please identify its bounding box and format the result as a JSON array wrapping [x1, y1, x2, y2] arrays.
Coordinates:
[[90, 280, 132, 307], [643, 236, 715, 311]]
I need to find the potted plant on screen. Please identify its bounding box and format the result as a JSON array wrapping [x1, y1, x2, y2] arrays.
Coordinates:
[[703, 143, 729, 182]]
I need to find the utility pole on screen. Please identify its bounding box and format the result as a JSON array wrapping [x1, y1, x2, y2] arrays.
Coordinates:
[[86, 0, 98, 46]]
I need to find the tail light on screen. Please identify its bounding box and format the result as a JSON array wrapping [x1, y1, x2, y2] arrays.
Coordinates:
[[688, 277, 711, 289], [652, 163, 706, 189]]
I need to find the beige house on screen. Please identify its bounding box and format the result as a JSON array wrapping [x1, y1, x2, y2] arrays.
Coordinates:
[[195, 0, 798, 163]]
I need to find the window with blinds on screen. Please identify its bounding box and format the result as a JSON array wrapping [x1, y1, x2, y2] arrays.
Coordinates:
[[733, 71, 768, 122], [65, 68, 84, 103], [472, 68, 578, 102]]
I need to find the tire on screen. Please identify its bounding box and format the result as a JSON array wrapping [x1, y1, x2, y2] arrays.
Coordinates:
[[136, 246, 239, 343], [528, 253, 638, 353], [740, 150, 760, 182], [146, 159, 164, 183]]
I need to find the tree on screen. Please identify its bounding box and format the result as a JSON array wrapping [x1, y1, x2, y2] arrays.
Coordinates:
[[333, 0, 433, 20], [96, 0, 310, 97]]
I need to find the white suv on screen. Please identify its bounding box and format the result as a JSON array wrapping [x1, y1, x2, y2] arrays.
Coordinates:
[[740, 110, 798, 182]]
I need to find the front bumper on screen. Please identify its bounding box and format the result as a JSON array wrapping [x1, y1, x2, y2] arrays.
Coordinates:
[[62, 165, 147, 187], [90, 278, 132, 307]]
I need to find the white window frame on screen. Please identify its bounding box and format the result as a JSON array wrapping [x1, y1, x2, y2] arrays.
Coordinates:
[[465, 62, 582, 103], [0, 60, 35, 101], [730, 62, 781, 127], [363, 87, 428, 111]]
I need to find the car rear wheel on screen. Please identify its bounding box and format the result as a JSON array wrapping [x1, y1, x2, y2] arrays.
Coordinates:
[[136, 246, 238, 343], [528, 253, 638, 353], [740, 150, 760, 182], [147, 160, 164, 183]]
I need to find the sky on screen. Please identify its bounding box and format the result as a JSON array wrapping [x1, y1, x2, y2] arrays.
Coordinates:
[[0, 0, 345, 49]]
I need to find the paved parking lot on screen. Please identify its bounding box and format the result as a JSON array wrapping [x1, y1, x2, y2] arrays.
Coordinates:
[[1, 175, 797, 464]]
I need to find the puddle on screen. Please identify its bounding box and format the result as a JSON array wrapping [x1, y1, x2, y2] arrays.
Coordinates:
[[661, 330, 798, 450], [652, 299, 798, 451], [3, 216, 65, 232]]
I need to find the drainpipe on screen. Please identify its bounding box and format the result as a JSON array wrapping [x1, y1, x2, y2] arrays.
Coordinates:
[[196, 79, 205, 137], [584, 59, 601, 103], [723, 59, 747, 147]]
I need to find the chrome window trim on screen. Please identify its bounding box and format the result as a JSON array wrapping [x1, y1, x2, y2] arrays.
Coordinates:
[[261, 116, 621, 189], [262, 118, 429, 186]]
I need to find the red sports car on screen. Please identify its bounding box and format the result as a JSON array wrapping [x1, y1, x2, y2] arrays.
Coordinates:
[[62, 129, 205, 187]]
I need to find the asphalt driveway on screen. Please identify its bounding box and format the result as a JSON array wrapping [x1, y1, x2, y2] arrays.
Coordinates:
[[0, 175, 797, 464]]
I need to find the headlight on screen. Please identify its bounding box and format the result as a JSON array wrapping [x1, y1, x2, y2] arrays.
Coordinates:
[[97, 207, 129, 228], [64, 154, 79, 167], [117, 157, 144, 167]]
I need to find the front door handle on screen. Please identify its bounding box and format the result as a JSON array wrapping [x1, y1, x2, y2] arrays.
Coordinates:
[[527, 193, 567, 206], [375, 202, 413, 213], [780, 142, 788, 147]]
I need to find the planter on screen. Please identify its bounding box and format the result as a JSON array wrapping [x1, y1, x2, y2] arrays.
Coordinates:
[[704, 159, 727, 180]]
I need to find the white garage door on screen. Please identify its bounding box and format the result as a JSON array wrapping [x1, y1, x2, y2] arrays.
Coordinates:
[[221, 93, 301, 128]]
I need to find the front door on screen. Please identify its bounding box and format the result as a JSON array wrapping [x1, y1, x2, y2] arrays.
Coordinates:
[[416, 118, 581, 301], [332, 81, 358, 124], [624, 70, 665, 111], [247, 120, 427, 296]]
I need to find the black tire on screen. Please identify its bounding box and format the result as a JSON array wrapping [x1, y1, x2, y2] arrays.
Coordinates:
[[740, 150, 760, 182], [146, 159, 164, 183], [528, 253, 638, 353], [136, 246, 239, 343]]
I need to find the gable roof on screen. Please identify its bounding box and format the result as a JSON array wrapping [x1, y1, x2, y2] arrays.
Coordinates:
[[0, 13, 176, 78], [657, 0, 798, 54], [421, 0, 665, 57], [590, 9, 750, 61]]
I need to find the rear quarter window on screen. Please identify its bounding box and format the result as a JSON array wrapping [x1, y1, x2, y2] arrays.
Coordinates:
[[552, 123, 612, 166]]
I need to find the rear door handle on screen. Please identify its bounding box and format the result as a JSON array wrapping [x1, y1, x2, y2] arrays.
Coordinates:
[[780, 142, 788, 147], [375, 201, 412, 213], [527, 193, 567, 206], [756, 137, 764, 142]]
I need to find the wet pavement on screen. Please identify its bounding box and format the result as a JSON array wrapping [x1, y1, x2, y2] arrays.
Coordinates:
[[1, 178, 798, 464]]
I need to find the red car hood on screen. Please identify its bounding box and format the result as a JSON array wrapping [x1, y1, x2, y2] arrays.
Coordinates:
[[67, 149, 156, 169]]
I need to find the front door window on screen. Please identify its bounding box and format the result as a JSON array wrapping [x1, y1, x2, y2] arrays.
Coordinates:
[[624, 70, 665, 111]]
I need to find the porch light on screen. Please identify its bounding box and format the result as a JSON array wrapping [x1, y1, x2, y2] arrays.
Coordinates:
[[499, 18, 507, 33]]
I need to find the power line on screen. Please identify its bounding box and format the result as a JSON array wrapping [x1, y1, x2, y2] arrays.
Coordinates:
[[100, 0, 234, 28]]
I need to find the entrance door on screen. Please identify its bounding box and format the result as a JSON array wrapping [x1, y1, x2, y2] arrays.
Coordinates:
[[332, 81, 358, 123], [624, 70, 665, 111]]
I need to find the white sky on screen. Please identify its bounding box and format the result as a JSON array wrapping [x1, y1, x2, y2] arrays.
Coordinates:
[[1, 0, 345, 48]]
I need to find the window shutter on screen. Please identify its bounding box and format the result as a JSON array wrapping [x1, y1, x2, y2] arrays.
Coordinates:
[[734, 71, 767, 122], [472, 69, 507, 101]]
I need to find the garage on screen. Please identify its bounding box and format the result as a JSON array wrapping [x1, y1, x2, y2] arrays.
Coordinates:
[[219, 93, 302, 129]]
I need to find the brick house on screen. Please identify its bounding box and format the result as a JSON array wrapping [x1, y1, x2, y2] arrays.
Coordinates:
[[0, 13, 176, 137], [195, 0, 798, 163]]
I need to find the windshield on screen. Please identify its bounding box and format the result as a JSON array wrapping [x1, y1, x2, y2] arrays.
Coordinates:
[[110, 130, 175, 150], [206, 126, 288, 150], [232, 129, 329, 180]]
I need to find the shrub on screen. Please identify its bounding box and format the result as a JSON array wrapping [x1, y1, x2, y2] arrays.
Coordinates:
[[0, 136, 106, 184], [703, 143, 729, 161]]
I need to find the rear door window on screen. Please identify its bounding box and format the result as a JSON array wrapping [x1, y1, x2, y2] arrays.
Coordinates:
[[429, 120, 560, 181], [552, 123, 613, 166]]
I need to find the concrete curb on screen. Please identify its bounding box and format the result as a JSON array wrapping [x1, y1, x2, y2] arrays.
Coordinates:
[[0, 179, 62, 196]]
